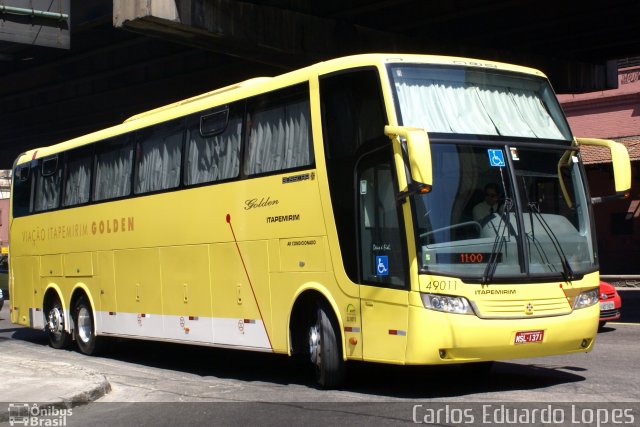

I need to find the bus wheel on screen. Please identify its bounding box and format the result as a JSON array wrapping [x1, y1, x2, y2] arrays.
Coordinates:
[[73, 296, 104, 355], [308, 303, 345, 388], [46, 297, 71, 349]]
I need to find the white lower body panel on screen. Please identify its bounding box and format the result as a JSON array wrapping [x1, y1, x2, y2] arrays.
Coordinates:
[[96, 311, 271, 350]]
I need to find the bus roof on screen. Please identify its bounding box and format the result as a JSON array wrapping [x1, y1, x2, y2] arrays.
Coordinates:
[[15, 53, 547, 165]]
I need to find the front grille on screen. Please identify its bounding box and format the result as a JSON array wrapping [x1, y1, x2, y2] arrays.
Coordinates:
[[600, 308, 620, 318], [474, 296, 571, 319]]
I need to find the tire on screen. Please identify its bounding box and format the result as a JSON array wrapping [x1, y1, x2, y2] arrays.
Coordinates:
[[309, 303, 345, 389], [598, 321, 606, 330], [73, 296, 105, 355], [46, 296, 71, 349]]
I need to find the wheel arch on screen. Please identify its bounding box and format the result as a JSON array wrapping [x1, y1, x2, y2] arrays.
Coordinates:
[[69, 283, 98, 335], [69, 283, 96, 315], [287, 284, 345, 360]]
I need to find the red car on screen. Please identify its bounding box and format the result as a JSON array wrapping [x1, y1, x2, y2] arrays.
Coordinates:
[[599, 281, 622, 328]]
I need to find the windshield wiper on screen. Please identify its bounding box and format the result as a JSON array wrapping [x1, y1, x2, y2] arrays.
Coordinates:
[[527, 202, 575, 281], [481, 198, 514, 284]]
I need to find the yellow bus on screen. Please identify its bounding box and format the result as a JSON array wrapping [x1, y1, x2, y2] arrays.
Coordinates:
[[9, 54, 631, 388]]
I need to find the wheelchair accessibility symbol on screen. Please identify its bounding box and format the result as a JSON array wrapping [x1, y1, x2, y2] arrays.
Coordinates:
[[376, 256, 389, 276], [487, 149, 505, 167]]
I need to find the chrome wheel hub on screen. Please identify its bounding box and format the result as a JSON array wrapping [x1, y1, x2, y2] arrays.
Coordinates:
[[77, 306, 92, 343], [47, 307, 64, 336], [309, 324, 320, 365]]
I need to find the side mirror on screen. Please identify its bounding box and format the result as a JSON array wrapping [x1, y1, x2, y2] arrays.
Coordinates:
[[576, 138, 631, 203], [384, 125, 433, 197]]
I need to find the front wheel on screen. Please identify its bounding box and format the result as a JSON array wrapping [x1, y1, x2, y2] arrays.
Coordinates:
[[309, 303, 345, 389], [73, 296, 105, 355], [46, 296, 71, 349]]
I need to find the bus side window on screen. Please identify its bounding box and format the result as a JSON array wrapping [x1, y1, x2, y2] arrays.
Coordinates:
[[12, 164, 33, 217], [244, 84, 313, 176], [184, 104, 242, 185], [358, 149, 406, 287], [319, 69, 388, 283], [34, 156, 62, 212], [63, 149, 93, 207], [135, 120, 184, 194], [94, 137, 134, 201]]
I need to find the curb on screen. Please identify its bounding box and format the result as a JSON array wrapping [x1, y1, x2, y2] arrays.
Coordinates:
[[0, 358, 111, 422]]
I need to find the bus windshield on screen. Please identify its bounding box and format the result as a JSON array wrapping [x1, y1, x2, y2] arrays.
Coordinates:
[[389, 64, 595, 281], [389, 64, 572, 141], [409, 145, 595, 281]]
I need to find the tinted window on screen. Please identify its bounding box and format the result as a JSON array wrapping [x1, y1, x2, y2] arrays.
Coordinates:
[[34, 156, 62, 212], [94, 137, 134, 201], [185, 105, 242, 185], [12, 163, 34, 217], [135, 120, 183, 194], [320, 69, 388, 282], [244, 84, 313, 175], [63, 149, 93, 207]]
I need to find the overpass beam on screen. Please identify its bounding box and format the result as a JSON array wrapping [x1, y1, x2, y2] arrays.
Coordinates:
[[113, 0, 417, 67]]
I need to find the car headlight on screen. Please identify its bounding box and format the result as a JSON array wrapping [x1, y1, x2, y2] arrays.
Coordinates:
[[0, 289, 3, 299], [574, 288, 599, 309], [421, 293, 474, 315]]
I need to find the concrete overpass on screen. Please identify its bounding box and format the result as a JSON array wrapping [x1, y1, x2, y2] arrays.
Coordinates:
[[1, 0, 639, 167]]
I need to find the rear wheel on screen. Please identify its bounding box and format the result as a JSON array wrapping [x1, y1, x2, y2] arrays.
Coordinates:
[[46, 296, 71, 349], [309, 303, 345, 388], [73, 296, 105, 355]]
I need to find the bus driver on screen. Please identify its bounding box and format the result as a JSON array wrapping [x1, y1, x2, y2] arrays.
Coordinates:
[[473, 183, 502, 222]]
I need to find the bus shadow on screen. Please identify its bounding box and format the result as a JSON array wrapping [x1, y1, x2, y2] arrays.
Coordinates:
[[11, 327, 49, 345], [344, 361, 585, 398], [8, 329, 586, 398]]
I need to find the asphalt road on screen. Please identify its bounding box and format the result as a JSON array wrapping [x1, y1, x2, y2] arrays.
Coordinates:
[[1, 291, 639, 426]]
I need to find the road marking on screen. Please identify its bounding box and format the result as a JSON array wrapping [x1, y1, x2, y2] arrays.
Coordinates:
[[607, 322, 640, 326]]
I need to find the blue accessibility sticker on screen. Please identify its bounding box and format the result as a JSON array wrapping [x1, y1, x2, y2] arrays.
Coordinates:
[[376, 256, 389, 276], [487, 149, 505, 167]]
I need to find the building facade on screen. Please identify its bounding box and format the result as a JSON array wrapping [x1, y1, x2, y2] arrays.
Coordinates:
[[559, 66, 640, 275]]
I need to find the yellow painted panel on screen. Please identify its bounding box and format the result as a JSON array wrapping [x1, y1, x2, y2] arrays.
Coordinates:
[[211, 241, 271, 332], [63, 252, 94, 277], [360, 285, 408, 363], [97, 251, 117, 313], [10, 256, 37, 324], [279, 236, 326, 272], [40, 255, 63, 277], [160, 245, 212, 317], [114, 248, 162, 314]]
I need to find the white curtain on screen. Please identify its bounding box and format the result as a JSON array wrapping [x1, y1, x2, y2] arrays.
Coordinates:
[[63, 158, 92, 206], [94, 145, 133, 201], [34, 172, 61, 211], [245, 99, 311, 175], [135, 128, 183, 194], [510, 89, 564, 139], [185, 116, 241, 185], [394, 79, 564, 139]]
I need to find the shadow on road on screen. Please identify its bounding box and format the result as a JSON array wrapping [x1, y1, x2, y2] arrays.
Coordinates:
[[618, 289, 640, 323], [8, 329, 585, 399]]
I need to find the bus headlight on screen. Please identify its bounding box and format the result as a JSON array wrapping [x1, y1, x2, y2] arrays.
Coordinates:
[[573, 288, 599, 309], [421, 293, 474, 315]]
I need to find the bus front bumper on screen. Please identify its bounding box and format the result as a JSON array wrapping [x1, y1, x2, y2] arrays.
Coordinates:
[[405, 304, 599, 365]]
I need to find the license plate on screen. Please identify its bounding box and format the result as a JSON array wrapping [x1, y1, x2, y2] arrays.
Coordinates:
[[600, 301, 615, 311], [514, 330, 544, 344]]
